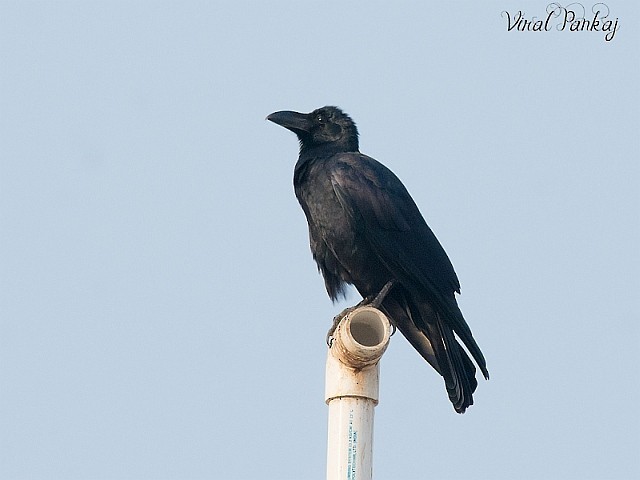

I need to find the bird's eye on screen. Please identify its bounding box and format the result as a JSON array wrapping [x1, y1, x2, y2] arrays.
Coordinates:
[[316, 115, 324, 123]]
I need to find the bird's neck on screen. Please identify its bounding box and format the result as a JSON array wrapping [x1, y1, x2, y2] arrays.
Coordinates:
[[294, 143, 359, 185], [293, 154, 317, 186], [299, 139, 358, 159]]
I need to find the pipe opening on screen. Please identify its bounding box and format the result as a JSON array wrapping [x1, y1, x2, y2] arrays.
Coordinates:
[[349, 310, 386, 347]]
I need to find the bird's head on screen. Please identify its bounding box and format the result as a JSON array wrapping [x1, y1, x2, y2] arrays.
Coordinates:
[[267, 106, 359, 155]]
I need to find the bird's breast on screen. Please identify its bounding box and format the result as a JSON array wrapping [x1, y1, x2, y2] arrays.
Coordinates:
[[294, 163, 388, 296]]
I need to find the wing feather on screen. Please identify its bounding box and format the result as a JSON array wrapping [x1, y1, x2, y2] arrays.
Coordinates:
[[330, 153, 488, 380]]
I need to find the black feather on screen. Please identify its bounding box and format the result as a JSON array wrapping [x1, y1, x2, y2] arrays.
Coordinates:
[[268, 106, 488, 412]]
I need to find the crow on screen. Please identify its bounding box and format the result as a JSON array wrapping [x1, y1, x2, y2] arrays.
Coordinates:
[[267, 106, 488, 413]]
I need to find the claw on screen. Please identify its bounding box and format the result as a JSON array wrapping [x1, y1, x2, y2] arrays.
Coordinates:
[[326, 281, 397, 347], [326, 306, 356, 347]]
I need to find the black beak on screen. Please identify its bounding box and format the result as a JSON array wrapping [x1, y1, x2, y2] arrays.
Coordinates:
[[266, 110, 312, 135]]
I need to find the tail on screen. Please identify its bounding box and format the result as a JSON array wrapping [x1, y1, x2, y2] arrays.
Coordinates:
[[384, 289, 486, 413], [424, 311, 478, 413]]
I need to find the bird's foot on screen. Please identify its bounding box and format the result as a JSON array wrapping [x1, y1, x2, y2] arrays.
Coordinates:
[[388, 317, 397, 336], [326, 280, 396, 346], [326, 305, 358, 346]]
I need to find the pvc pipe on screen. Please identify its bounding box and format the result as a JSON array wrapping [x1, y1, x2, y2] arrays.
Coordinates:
[[325, 306, 392, 480]]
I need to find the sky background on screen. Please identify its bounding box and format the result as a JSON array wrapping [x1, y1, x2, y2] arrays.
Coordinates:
[[1, 2, 638, 479]]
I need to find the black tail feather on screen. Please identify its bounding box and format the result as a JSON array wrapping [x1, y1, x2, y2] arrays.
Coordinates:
[[418, 304, 479, 413], [382, 288, 485, 413]]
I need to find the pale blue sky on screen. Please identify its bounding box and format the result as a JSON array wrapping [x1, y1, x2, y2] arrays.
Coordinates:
[[1, 2, 638, 479]]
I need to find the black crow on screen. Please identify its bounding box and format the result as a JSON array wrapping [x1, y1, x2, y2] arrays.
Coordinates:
[[267, 106, 488, 413]]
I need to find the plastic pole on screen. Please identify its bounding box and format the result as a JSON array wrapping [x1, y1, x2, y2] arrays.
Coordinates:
[[325, 306, 392, 480]]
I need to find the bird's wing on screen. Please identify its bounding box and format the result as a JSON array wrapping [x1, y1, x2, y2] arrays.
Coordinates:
[[329, 152, 460, 297], [329, 153, 488, 380]]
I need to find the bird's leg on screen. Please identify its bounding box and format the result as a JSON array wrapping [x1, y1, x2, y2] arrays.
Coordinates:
[[368, 279, 395, 308], [326, 280, 397, 346], [369, 279, 397, 336], [326, 305, 357, 346]]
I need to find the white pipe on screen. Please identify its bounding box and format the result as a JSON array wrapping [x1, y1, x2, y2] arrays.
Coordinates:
[[325, 306, 392, 480]]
